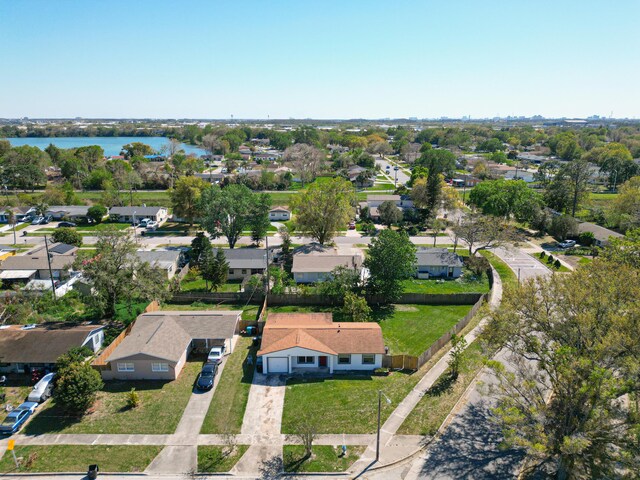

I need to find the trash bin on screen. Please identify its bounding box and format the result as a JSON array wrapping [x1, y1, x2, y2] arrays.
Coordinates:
[[246, 326, 255, 336], [88, 464, 99, 479]]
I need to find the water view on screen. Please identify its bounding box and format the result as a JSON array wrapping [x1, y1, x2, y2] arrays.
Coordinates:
[[5, 136, 204, 156]]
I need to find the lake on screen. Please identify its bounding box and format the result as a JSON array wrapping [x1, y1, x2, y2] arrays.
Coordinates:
[[4, 136, 204, 156]]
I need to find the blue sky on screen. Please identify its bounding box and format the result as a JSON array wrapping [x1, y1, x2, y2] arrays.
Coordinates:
[[1, 0, 639, 119]]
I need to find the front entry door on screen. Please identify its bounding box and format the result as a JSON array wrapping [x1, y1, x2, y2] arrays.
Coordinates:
[[318, 356, 328, 367]]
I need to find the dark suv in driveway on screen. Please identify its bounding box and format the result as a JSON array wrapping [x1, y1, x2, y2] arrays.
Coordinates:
[[196, 362, 218, 391]]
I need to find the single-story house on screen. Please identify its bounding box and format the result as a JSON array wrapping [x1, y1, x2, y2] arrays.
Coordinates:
[[0, 206, 37, 223], [577, 222, 624, 247], [0, 323, 104, 373], [135, 250, 184, 279], [109, 206, 168, 224], [365, 194, 414, 221], [195, 172, 227, 184], [292, 252, 364, 284], [222, 248, 269, 280], [258, 313, 385, 374], [46, 205, 91, 222], [0, 252, 76, 284], [101, 310, 241, 380], [30, 242, 79, 257], [415, 248, 464, 279], [269, 206, 291, 221]]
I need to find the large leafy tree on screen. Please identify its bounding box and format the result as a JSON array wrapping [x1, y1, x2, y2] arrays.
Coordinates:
[[190, 232, 213, 268], [469, 179, 542, 221], [170, 175, 210, 227], [249, 193, 272, 245], [291, 177, 355, 245], [609, 176, 640, 231], [52, 227, 83, 247], [54, 348, 103, 414], [452, 213, 517, 255], [79, 228, 168, 317], [282, 144, 325, 186], [412, 149, 457, 216], [365, 229, 416, 303], [484, 257, 640, 479], [201, 248, 229, 291], [0, 145, 49, 190], [199, 184, 254, 248], [121, 142, 154, 159], [584, 142, 638, 188], [545, 159, 592, 217], [378, 200, 403, 227]]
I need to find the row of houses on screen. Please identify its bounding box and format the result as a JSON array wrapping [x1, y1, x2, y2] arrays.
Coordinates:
[[0, 205, 169, 225]]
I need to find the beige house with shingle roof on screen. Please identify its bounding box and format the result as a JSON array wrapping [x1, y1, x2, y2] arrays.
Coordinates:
[[258, 313, 385, 374], [101, 310, 241, 380]]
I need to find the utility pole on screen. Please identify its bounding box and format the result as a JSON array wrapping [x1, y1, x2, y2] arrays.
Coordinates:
[[265, 234, 270, 295], [44, 236, 57, 301]]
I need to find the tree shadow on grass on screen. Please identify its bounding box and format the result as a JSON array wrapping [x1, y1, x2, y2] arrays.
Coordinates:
[[282, 451, 310, 473], [258, 455, 284, 480], [424, 371, 458, 397]]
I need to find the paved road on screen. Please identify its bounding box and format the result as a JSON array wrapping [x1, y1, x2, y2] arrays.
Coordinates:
[[398, 247, 552, 480], [376, 157, 410, 186]]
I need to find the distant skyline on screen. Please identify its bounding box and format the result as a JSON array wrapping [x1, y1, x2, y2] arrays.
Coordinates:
[[1, 1, 639, 119]]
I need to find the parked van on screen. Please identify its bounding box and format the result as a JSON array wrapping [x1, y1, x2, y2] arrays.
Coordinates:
[[27, 372, 55, 403]]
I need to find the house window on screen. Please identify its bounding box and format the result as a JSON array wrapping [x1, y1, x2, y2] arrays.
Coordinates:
[[297, 356, 314, 365], [338, 354, 351, 365], [242, 269, 247, 275], [117, 362, 135, 372], [362, 354, 375, 365], [151, 362, 169, 372], [229, 269, 234, 274]]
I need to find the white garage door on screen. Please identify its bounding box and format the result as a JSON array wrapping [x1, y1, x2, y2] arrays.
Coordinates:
[[267, 357, 288, 374]]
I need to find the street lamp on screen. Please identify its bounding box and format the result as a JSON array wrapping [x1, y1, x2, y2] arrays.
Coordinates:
[[132, 211, 137, 242], [375, 390, 392, 463], [393, 166, 399, 188]]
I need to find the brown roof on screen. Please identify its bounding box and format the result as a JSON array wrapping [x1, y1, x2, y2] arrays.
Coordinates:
[[107, 311, 241, 363], [0, 254, 75, 271], [0, 324, 103, 364], [292, 254, 362, 273], [258, 313, 385, 356]]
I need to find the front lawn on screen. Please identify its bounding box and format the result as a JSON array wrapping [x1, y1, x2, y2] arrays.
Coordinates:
[[200, 336, 257, 433], [283, 445, 365, 473], [480, 250, 517, 289], [0, 445, 161, 473], [268, 304, 473, 356], [282, 370, 421, 434], [0, 377, 31, 423], [24, 360, 201, 435], [197, 445, 249, 473]]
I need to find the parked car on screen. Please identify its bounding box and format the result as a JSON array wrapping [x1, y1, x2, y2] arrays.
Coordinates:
[[558, 240, 576, 249], [0, 402, 38, 435], [31, 216, 45, 225], [146, 221, 158, 231], [57, 221, 77, 228], [137, 218, 151, 228], [207, 345, 225, 364], [196, 362, 218, 390], [28, 372, 56, 403]]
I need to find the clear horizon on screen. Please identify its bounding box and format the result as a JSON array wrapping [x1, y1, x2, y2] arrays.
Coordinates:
[[2, 0, 639, 119]]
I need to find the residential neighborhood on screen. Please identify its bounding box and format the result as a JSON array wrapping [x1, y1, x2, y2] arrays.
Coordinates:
[[0, 1, 639, 479]]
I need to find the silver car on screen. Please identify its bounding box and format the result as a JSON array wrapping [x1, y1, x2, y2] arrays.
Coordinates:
[[28, 373, 56, 403]]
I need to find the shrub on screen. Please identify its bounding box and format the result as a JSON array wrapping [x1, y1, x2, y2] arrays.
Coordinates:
[[539, 251, 546, 260], [127, 388, 140, 409], [51, 227, 82, 247], [578, 231, 595, 247], [54, 361, 104, 414], [464, 255, 490, 277], [554, 259, 561, 269], [547, 255, 554, 264]]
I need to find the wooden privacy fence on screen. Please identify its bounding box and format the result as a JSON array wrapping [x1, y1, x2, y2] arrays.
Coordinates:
[[92, 322, 134, 370]]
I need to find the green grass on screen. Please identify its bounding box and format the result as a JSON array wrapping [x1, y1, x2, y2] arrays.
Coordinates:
[[201, 336, 257, 433], [398, 341, 488, 435], [0, 445, 161, 473], [480, 250, 518, 289], [162, 301, 261, 322], [24, 360, 202, 435], [267, 192, 296, 205], [268, 304, 472, 356], [0, 379, 31, 423], [282, 370, 421, 434], [534, 252, 572, 272], [197, 445, 249, 473], [283, 445, 365, 473], [180, 277, 244, 293], [402, 272, 490, 294], [578, 256, 593, 265]]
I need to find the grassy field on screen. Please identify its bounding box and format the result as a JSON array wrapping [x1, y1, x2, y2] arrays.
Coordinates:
[[282, 370, 421, 434], [161, 301, 261, 322], [398, 341, 488, 435], [180, 277, 244, 293], [197, 445, 249, 473], [267, 191, 296, 205], [24, 360, 201, 435], [201, 336, 257, 433], [0, 445, 161, 473], [283, 445, 365, 473], [480, 250, 518, 289], [268, 304, 472, 356], [401, 271, 490, 294]]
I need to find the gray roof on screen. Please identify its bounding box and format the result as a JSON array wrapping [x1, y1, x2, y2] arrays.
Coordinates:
[[222, 248, 268, 269], [46, 205, 90, 216], [48, 243, 77, 255], [135, 250, 181, 269], [109, 206, 166, 217], [577, 222, 623, 242], [108, 311, 241, 363], [292, 254, 363, 273], [415, 248, 464, 268], [367, 194, 400, 202], [0, 254, 75, 271]]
